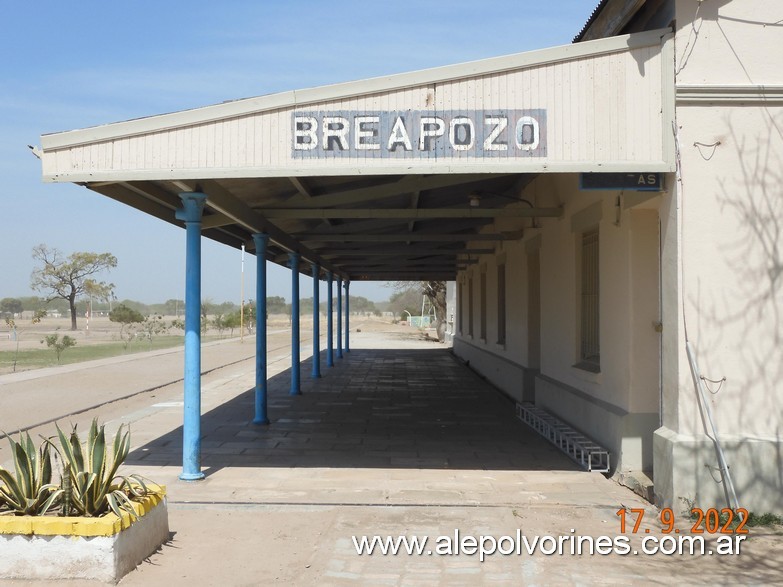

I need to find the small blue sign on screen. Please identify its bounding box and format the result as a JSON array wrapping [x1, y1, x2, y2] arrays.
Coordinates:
[[579, 173, 663, 191]]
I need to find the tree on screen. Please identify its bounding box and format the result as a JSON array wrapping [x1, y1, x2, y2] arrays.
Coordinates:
[[266, 296, 288, 315], [109, 304, 144, 340], [41, 333, 77, 363], [137, 314, 170, 350], [223, 312, 241, 336], [5, 309, 46, 372], [116, 299, 149, 314], [387, 285, 422, 320], [164, 299, 184, 317], [0, 298, 23, 317], [30, 245, 117, 331], [201, 299, 213, 334], [211, 313, 227, 337], [422, 281, 447, 342], [388, 281, 448, 342]]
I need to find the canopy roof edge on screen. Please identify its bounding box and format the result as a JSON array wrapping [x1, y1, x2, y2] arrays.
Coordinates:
[[41, 28, 670, 152]]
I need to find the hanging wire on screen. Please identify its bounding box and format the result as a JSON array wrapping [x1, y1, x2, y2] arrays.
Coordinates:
[[701, 375, 726, 394], [706, 464, 725, 484], [693, 141, 721, 160], [676, 0, 705, 74]]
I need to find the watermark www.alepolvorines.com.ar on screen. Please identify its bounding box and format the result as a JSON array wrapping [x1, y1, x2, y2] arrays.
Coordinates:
[[352, 529, 746, 561]]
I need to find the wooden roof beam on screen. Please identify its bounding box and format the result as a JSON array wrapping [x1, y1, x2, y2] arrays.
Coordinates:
[[286, 174, 514, 208], [259, 207, 561, 219], [297, 231, 522, 243]]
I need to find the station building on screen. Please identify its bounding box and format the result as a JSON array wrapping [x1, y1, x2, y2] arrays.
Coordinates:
[[40, 0, 782, 513]]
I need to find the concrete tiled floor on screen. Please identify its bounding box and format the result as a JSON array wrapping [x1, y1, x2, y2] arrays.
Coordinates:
[[126, 347, 573, 476]]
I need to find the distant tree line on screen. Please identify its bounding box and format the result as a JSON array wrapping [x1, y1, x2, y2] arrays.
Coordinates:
[[1, 294, 384, 321]]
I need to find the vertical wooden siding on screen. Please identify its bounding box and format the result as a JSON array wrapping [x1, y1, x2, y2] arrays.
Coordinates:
[[44, 44, 664, 177]]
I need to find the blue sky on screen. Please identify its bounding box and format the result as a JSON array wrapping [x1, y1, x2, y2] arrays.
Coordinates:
[[1, 1, 593, 304]]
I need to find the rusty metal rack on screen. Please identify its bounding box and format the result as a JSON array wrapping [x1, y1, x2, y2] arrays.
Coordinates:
[[516, 402, 610, 472]]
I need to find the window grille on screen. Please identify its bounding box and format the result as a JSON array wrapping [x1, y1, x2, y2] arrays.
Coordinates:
[[468, 277, 474, 337], [580, 229, 600, 370], [457, 281, 463, 335], [497, 264, 506, 345], [480, 271, 487, 340]]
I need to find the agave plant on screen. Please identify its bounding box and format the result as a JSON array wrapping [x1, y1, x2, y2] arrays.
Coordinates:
[[51, 419, 155, 519], [0, 431, 61, 515]]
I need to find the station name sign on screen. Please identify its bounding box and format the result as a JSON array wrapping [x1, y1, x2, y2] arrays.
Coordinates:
[[579, 173, 664, 191], [292, 110, 547, 158]]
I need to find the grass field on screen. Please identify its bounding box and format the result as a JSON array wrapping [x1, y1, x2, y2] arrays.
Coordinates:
[[0, 312, 298, 375], [0, 335, 187, 373]]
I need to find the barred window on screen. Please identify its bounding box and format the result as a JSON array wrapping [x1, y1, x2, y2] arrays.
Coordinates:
[[579, 229, 600, 371], [468, 277, 474, 337], [497, 263, 506, 345], [480, 270, 487, 341], [457, 281, 463, 335]]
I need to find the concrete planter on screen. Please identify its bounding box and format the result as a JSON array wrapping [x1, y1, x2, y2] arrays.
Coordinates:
[[0, 490, 168, 584]]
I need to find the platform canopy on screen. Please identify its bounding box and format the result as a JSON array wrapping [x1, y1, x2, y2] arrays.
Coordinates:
[[40, 29, 673, 280]]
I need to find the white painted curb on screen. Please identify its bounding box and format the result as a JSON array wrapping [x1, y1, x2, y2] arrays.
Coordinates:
[[0, 498, 169, 583]]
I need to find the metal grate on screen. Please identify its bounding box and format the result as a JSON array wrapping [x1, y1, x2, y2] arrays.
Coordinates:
[[480, 271, 487, 340], [497, 263, 506, 345], [468, 277, 474, 337], [580, 229, 600, 368], [516, 402, 610, 472], [457, 281, 463, 335]]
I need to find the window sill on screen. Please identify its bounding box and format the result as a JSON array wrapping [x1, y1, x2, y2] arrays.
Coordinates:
[[572, 361, 601, 374]]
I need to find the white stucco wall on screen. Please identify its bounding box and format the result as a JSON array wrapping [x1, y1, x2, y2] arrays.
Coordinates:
[[453, 0, 783, 515], [653, 0, 783, 513], [454, 173, 662, 472]]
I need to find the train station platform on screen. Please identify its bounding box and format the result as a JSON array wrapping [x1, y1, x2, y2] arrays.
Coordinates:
[[1, 320, 778, 585]]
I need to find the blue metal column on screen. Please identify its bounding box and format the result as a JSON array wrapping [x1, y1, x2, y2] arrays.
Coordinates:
[[336, 276, 343, 359], [311, 262, 321, 378], [253, 233, 270, 425], [176, 192, 207, 482], [326, 271, 334, 367], [344, 280, 350, 353], [289, 252, 301, 395]]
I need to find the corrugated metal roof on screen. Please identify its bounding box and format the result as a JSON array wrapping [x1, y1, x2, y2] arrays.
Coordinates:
[[574, 0, 611, 42]]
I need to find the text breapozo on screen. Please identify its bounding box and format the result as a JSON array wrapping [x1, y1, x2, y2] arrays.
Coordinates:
[[292, 110, 547, 158]]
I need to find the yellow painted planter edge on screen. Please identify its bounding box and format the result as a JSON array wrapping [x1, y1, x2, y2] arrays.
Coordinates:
[[0, 485, 166, 537]]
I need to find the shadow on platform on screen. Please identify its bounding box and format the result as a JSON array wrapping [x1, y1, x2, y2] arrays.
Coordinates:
[[126, 348, 578, 474]]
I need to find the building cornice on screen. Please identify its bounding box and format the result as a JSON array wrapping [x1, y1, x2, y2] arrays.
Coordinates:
[[676, 85, 783, 104]]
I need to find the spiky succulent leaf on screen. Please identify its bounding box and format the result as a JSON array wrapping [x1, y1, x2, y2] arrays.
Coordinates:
[[0, 439, 60, 516], [91, 425, 107, 485], [69, 428, 85, 473], [106, 490, 138, 520], [0, 468, 25, 509], [10, 438, 33, 498], [40, 443, 52, 487]]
